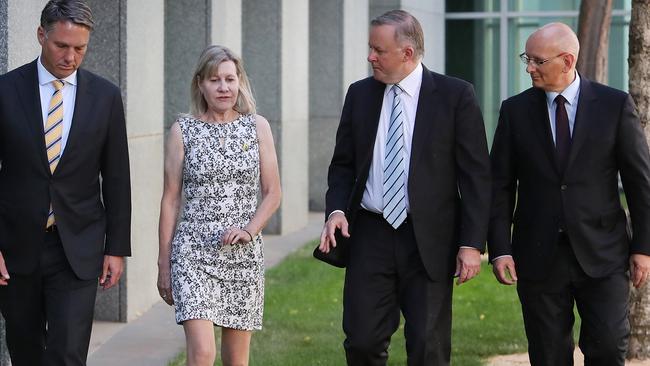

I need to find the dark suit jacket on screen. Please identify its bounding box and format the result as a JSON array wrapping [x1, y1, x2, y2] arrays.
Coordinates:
[[489, 77, 650, 280], [325, 65, 491, 281], [0, 60, 131, 280]]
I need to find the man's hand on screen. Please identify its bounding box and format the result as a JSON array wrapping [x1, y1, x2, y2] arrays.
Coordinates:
[[630, 253, 650, 288], [99, 255, 124, 290], [455, 247, 481, 285], [492, 256, 518, 285], [318, 212, 350, 254], [0, 251, 9, 286]]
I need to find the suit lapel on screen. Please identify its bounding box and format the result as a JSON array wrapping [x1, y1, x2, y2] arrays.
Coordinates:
[[16, 60, 51, 173], [565, 77, 596, 173], [56, 69, 94, 173], [528, 88, 559, 175], [408, 66, 436, 181], [359, 79, 386, 170]]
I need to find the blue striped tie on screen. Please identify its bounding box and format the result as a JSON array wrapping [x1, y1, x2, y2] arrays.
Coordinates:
[[383, 85, 407, 229]]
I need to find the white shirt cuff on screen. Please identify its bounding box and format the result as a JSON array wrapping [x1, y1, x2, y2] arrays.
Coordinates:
[[459, 246, 483, 252], [328, 210, 345, 220], [491, 254, 513, 263]]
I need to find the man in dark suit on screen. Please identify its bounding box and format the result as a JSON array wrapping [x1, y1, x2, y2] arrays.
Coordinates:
[[318, 9, 491, 365], [489, 22, 650, 365], [0, 1, 131, 364]]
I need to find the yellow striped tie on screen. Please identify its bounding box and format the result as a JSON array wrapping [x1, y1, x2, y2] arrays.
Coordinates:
[[45, 79, 64, 228]]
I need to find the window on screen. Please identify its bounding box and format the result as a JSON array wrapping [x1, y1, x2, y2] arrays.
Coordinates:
[[446, 0, 631, 143]]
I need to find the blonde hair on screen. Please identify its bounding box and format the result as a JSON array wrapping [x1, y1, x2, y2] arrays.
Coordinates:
[[189, 45, 256, 116]]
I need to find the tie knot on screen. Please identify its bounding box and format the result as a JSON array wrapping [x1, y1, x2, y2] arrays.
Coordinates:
[[392, 84, 403, 97], [555, 94, 567, 105], [52, 80, 64, 91]]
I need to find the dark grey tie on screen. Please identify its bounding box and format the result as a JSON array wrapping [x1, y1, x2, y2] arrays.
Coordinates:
[[555, 94, 571, 172]]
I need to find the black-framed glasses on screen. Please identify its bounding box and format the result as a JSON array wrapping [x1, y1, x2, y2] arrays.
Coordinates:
[[519, 52, 566, 67]]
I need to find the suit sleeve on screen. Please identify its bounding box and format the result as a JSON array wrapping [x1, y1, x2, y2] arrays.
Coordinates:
[[454, 84, 491, 252], [617, 94, 650, 255], [487, 100, 517, 260], [101, 89, 132, 256], [325, 85, 356, 219]]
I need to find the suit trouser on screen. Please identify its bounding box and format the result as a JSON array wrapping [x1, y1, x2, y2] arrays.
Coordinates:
[[517, 234, 630, 366], [343, 210, 453, 366], [0, 229, 97, 366]]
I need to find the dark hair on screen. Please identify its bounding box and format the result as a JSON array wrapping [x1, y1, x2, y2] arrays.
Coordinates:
[[40, 0, 94, 33], [371, 9, 424, 59]]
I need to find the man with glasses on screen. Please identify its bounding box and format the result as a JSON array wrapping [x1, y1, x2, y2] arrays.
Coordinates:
[[489, 22, 650, 365]]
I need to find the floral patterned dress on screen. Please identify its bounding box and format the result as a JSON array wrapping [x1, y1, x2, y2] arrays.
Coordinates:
[[171, 114, 264, 331]]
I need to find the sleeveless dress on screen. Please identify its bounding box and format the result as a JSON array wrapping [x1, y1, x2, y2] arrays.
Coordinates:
[[171, 114, 264, 331]]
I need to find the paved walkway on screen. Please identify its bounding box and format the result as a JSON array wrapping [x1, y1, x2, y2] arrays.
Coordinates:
[[87, 212, 323, 366], [488, 349, 650, 365]]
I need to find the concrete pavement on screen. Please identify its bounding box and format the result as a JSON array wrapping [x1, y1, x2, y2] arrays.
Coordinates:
[[87, 212, 323, 366]]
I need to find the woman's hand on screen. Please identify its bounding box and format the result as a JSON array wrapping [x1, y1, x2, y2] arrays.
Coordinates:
[[157, 263, 174, 306], [221, 227, 254, 246]]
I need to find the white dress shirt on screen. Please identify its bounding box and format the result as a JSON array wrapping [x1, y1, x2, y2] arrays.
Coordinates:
[[37, 56, 78, 157], [361, 63, 423, 213], [546, 72, 580, 143]]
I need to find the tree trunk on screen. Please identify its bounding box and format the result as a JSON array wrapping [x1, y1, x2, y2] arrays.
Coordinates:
[[628, 0, 650, 360], [576, 0, 613, 83]]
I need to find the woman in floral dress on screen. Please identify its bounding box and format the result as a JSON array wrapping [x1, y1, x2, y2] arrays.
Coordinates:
[[157, 45, 281, 366]]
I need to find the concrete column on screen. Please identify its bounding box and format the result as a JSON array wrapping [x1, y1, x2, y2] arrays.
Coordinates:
[[369, 0, 399, 21], [84, 0, 127, 321], [0, 0, 7, 74], [309, 0, 368, 211], [242, 0, 309, 234], [6, 0, 42, 70], [165, 0, 244, 130], [210, 0, 242, 56], [369, 0, 445, 73], [86, 0, 164, 323], [402, 0, 445, 72], [164, 0, 210, 127], [343, 0, 370, 91], [279, 0, 309, 233], [123, 0, 164, 321]]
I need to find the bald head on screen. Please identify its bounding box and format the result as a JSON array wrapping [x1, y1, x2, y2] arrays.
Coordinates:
[[528, 22, 580, 63], [524, 22, 580, 92]]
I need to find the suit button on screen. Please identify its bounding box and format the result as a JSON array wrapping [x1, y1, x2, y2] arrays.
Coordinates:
[[560, 184, 567, 191]]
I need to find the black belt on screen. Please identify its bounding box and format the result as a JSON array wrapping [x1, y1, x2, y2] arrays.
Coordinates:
[[45, 225, 58, 233], [360, 209, 411, 227]]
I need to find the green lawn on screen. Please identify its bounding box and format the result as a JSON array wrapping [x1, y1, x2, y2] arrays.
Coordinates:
[[169, 241, 530, 366]]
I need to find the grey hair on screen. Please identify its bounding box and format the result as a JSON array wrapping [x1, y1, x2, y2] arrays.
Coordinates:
[[40, 0, 94, 33], [189, 45, 256, 116], [371, 9, 424, 59]]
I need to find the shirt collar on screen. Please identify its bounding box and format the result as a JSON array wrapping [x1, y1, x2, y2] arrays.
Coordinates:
[[391, 63, 423, 98], [545, 71, 580, 107], [37, 56, 78, 87]]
